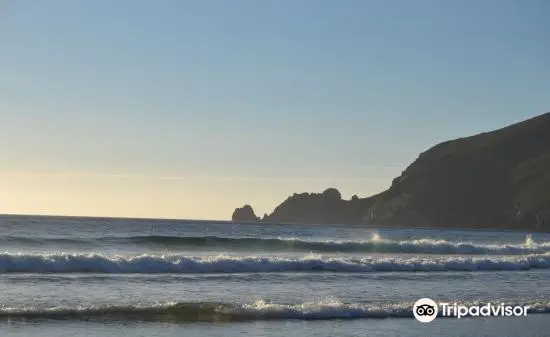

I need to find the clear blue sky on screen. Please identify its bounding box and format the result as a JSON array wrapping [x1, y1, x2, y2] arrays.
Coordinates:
[[1, 0, 549, 219]]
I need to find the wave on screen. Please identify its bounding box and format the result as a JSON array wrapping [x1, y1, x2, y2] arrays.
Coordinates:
[[2, 234, 549, 255], [1, 299, 548, 322], [0, 252, 549, 273], [0, 236, 94, 245], [125, 234, 550, 255]]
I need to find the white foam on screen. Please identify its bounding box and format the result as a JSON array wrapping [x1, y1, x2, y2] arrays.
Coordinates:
[[1, 299, 548, 320], [0, 252, 549, 273], [280, 233, 550, 255]]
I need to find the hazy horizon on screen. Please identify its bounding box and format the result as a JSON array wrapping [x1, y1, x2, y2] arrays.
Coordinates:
[[2, 1, 549, 219]]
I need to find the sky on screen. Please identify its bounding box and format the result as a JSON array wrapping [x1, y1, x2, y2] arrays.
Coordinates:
[[1, 0, 549, 220]]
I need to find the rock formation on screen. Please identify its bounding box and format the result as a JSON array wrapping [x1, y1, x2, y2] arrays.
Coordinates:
[[364, 112, 550, 230], [232, 112, 550, 231], [231, 205, 259, 222]]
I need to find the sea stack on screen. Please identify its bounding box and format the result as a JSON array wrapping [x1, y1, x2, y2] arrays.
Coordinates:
[[231, 205, 260, 222]]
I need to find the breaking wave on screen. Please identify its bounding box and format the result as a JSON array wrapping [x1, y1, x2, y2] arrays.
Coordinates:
[[0, 252, 549, 273], [1, 299, 548, 322], [2, 234, 548, 255]]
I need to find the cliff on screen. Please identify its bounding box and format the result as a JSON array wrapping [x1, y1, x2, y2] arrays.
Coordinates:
[[364, 112, 550, 230], [232, 112, 550, 231]]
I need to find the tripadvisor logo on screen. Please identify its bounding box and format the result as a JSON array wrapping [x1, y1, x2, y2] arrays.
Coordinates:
[[413, 298, 438, 323], [413, 298, 530, 323]]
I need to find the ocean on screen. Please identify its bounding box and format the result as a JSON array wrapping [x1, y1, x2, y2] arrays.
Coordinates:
[[0, 215, 549, 336]]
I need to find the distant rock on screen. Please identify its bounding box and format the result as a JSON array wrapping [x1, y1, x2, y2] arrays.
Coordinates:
[[261, 188, 373, 225], [231, 205, 259, 222], [322, 188, 342, 200]]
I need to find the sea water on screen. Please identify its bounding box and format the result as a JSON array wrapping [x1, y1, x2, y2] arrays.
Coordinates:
[[0, 215, 549, 336]]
